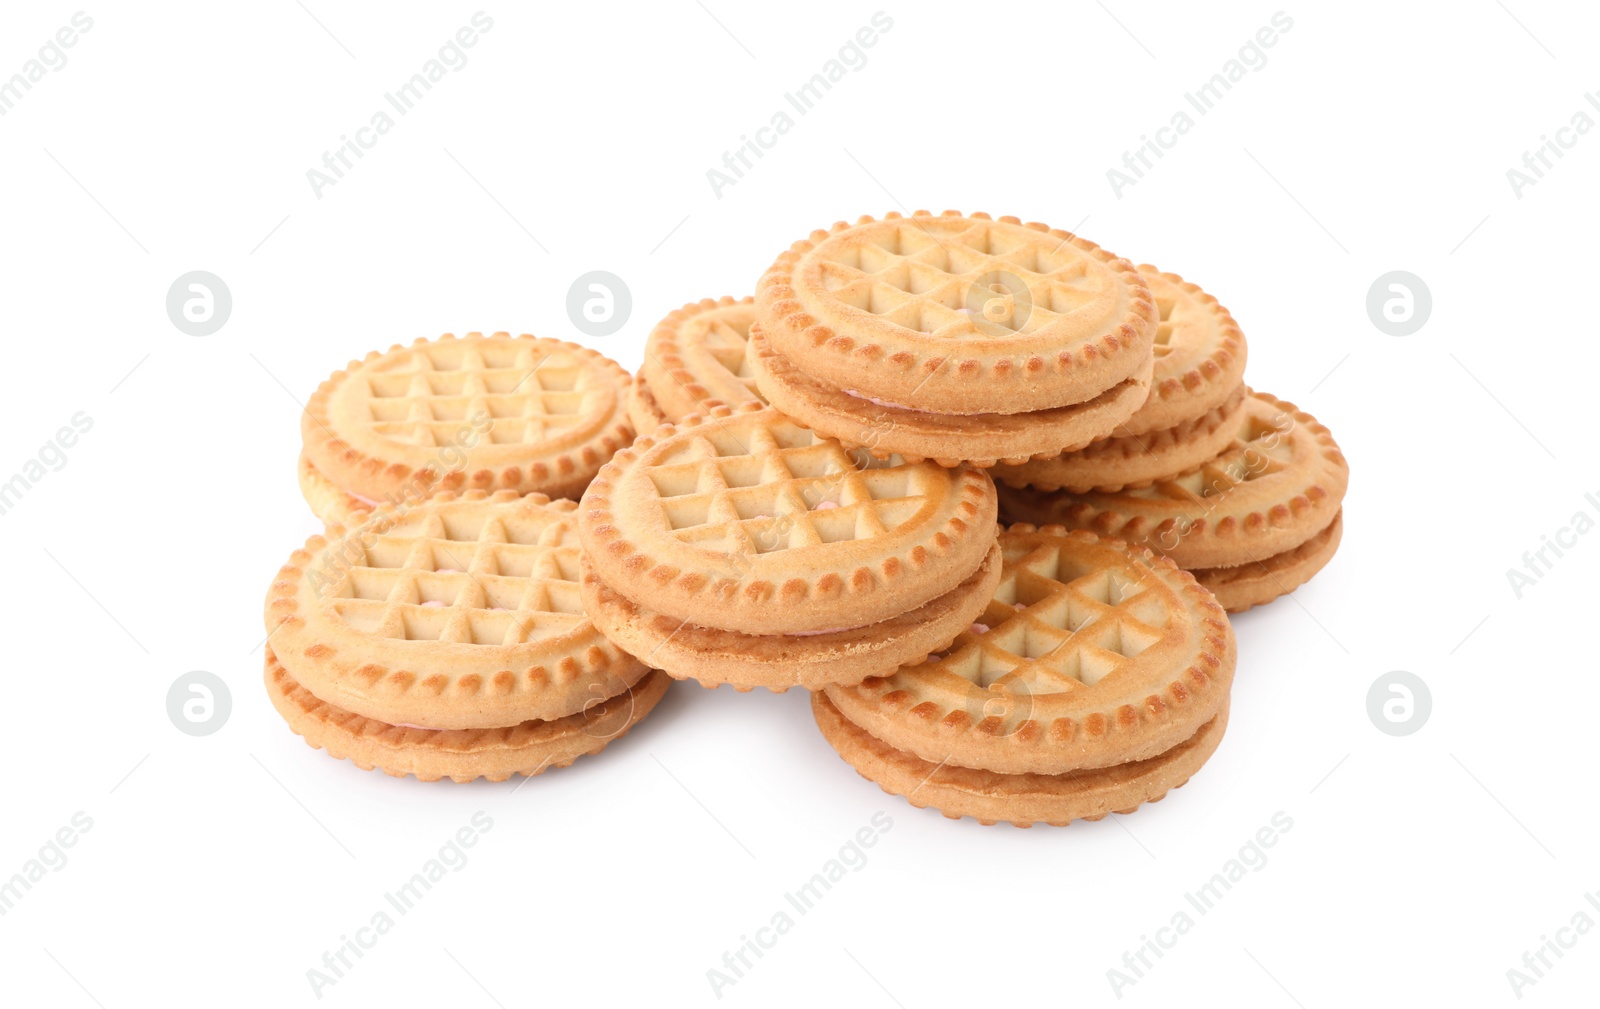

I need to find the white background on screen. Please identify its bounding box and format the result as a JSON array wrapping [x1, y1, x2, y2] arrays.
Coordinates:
[[1, 1, 1595, 1006]]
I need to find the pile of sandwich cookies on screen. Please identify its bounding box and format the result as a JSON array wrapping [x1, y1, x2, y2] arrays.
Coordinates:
[[263, 209, 1348, 826]]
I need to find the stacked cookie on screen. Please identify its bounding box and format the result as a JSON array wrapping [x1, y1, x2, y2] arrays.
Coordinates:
[[748, 211, 1158, 466], [816, 526, 1235, 826], [576, 403, 1001, 692], [986, 266, 1349, 611], [264, 492, 668, 782], [997, 394, 1348, 612], [269, 331, 663, 782]]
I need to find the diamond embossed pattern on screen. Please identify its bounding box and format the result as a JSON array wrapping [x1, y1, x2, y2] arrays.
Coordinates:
[[644, 418, 931, 558], [357, 340, 604, 448], [687, 311, 762, 401], [815, 218, 1112, 340], [927, 536, 1173, 697], [1124, 408, 1293, 504], [327, 500, 586, 647]]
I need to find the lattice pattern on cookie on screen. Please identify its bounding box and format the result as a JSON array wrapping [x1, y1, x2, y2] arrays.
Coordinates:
[[325, 500, 586, 646], [816, 217, 1112, 340], [644, 417, 931, 556], [925, 536, 1173, 696], [1125, 406, 1294, 503], [359, 339, 604, 447], [685, 310, 762, 399]]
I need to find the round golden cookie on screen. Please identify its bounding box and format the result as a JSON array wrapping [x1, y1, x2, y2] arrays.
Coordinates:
[[579, 543, 1002, 692], [1194, 509, 1343, 613], [748, 324, 1155, 468], [639, 297, 766, 422], [755, 210, 1156, 415], [264, 491, 650, 730], [627, 374, 668, 437], [1115, 266, 1248, 438], [302, 332, 633, 505], [300, 451, 376, 529], [578, 404, 999, 636], [266, 649, 669, 783], [989, 384, 1246, 492], [825, 526, 1234, 775], [997, 391, 1348, 570], [813, 691, 1228, 828]]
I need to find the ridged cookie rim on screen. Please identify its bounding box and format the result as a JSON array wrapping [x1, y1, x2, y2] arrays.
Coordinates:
[[749, 324, 1153, 468], [998, 390, 1349, 569], [1116, 266, 1249, 437], [1194, 509, 1343, 613], [266, 650, 669, 783], [813, 690, 1228, 827], [991, 383, 1247, 492], [579, 543, 1001, 692], [626, 373, 668, 437]]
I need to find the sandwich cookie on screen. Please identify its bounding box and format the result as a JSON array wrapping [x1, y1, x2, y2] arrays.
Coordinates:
[[990, 266, 1248, 491], [300, 332, 633, 527], [816, 525, 1235, 826], [998, 391, 1348, 611], [263, 491, 665, 780], [751, 210, 1158, 464], [578, 403, 1002, 691], [636, 296, 765, 428]]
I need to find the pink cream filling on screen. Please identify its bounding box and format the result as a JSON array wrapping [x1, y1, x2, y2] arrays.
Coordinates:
[[842, 389, 927, 412]]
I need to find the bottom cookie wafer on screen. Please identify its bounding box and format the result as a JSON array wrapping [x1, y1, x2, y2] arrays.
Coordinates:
[[812, 691, 1228, 827], [1192, 510, 1343, 613], [265, 649, 670, 783]]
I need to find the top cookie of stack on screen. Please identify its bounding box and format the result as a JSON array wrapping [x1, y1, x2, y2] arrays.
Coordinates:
[[749, 210, 1158, 467]]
